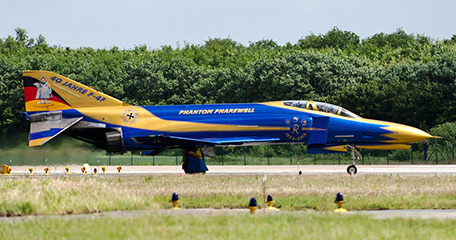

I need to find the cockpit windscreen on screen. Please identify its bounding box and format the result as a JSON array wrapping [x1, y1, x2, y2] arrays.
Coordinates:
[[283, 100, 361, 119]]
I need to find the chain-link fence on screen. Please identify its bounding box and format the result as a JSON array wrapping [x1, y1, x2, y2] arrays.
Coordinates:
[[1, 138, 454, 166]]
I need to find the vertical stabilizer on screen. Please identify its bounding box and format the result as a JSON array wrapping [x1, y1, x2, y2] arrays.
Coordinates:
[[23, 70, 129, 112]]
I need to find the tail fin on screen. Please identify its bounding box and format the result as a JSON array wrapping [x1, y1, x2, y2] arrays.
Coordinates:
[[23, 70, 129, 112]]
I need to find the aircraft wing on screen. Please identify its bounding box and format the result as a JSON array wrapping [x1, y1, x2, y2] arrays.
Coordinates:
[[166, 135, 281, 145], [131, 135, 281, 148]]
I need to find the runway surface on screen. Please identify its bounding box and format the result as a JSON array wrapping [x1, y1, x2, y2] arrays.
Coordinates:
[[4, 164, 456, 176]]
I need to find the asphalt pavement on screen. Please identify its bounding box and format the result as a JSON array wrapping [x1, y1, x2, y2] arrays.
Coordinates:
[[3, 164, 456, 176]]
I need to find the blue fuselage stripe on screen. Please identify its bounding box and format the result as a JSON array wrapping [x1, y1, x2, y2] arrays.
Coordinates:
[[59, 103, 396, 150]]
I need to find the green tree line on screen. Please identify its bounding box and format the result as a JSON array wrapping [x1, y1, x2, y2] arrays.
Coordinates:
[[1, 27, 456, 141]]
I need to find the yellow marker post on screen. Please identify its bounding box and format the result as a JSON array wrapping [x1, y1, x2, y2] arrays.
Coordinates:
[[101, 166, 106, 174], [249, 198, 258, 214], [334, 192, 348, 213], [65, 166, 70, 175], [29, 167, 33, 175], [172, 193, 180, 210], [44, 167, 49, 175], [117, 166, 122, 174], [265, 194, 279, 211]]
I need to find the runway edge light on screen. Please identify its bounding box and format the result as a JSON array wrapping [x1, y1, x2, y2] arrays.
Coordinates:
[[29, 167, 33, 175], [117, 166, 122, 174], [249, 197, 258, 214], [266, 194, 279, 211], [44, 167, 49, 175], [172, 193, 180, 210], [102, 166, 106, 174], [65, 166, 69, 175], [334, 192, 347, 213]]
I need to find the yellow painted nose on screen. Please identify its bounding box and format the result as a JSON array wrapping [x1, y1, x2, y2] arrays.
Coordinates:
[[381, 125, 432, 143]]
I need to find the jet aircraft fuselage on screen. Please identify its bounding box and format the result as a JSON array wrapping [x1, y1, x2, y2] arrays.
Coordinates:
[[23, 71, 432, 174]]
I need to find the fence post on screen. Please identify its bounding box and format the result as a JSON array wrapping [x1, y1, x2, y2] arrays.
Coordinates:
[[290, 144, 293, 165], [153, 155, 155, 166], [453, 142, 455, 163], [410, 148, 413, 164], [386, 151, 389, 165], [175, 150, 178, 165], [244, 146, 247, 165], [435, 138, 438, 164], [313, 154, 316, 165], [221, 147, 224, 165], [338, 154, 340, 165], [108, 154, 111, 166], [361, 150, 364, 164], [130, 152, 133, 166], [267, 145, 270, 165]]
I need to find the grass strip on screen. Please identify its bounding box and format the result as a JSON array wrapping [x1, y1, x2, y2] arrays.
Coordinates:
[[1, 174, 456, 216], [2, 212, 456, 240]]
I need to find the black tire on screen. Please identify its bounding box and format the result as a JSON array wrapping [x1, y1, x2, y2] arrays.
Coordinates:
[[347, 165, 357, 175]]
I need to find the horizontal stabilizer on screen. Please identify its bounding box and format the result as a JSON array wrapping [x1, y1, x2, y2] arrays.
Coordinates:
[[28, 111, 82, 146]]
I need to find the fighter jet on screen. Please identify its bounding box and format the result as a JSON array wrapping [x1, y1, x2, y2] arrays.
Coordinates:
[[23, 71, 432, 174]]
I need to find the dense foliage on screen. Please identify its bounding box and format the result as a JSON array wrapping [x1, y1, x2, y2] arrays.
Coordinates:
[[1, 27, 456, 136]]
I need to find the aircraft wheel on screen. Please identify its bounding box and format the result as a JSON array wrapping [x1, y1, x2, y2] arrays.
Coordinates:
[[347, 165, 357, 175]]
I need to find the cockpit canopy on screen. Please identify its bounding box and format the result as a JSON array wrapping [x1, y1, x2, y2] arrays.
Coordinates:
[[283, 100, 361, 119]]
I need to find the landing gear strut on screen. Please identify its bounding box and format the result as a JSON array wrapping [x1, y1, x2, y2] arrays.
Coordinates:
[[182, 147, 208, 174], [347, 145, 362, 175]]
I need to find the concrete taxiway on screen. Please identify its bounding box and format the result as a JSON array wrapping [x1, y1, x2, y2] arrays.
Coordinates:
[[3, 164, 456, 176]]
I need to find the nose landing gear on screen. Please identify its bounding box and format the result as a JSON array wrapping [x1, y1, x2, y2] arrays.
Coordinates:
[[347, 145, 361, 175]]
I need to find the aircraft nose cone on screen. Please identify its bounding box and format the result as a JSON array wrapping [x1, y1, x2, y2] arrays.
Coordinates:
[[381, 125, 432, 143]]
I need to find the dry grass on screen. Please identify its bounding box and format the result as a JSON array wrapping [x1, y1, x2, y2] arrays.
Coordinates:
[[1, 174, 456, 216], [0, 176, 158, 216]]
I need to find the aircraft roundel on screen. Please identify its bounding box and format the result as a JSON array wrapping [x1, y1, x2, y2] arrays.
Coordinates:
[[121, 108, 140, 124]]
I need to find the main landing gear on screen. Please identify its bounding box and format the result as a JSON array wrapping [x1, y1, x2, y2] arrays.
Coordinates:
[[347, 145, 362, 175], [182, 147, 208, 174]]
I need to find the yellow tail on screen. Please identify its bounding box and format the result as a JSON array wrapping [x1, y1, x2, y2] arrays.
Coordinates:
[[23, 70, 129, 112]]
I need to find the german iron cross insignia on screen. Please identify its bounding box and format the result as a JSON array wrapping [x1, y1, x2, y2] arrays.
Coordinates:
[[121, 109, 140, 124]]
